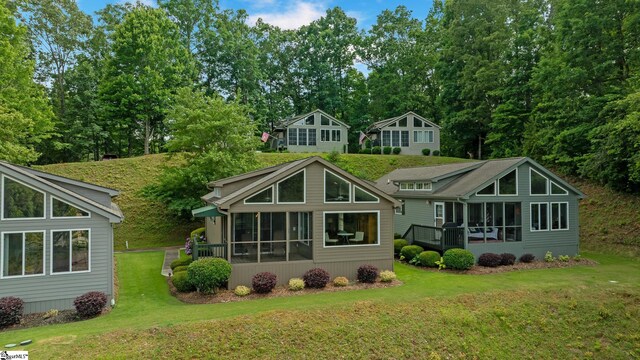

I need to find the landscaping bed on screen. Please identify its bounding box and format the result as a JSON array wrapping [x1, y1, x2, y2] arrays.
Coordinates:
[[402, 257, 597, 275], [168, 277, 402, 304], [0, 308, 111, 333]]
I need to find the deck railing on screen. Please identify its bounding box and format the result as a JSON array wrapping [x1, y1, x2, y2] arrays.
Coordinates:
[[402, 224, 465, 252], [192, 242, 227, 260]]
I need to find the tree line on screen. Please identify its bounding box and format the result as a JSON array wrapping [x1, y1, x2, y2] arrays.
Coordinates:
[[1, 0, 639, 191]]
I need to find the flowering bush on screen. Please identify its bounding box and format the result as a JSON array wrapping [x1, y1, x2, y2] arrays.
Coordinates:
[[74, 291, 107, 318], [357, 264, 379, 283], [303, 268, 331, 288], [184, 237, 193, 255], [0, 297, 24, 328], [379, 270, 396, 282], [288, 278, 305, 291], [333, 276, 349, 287], [252, 272, 277, 293], [234, 285, 251, 296]]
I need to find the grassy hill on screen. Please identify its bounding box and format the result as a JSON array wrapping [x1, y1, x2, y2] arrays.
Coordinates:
[[39, 153, 640, 257], [40, 153, 468, 250]]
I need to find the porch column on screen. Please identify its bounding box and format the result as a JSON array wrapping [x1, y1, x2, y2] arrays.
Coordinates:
[[462, 202, 468, 249], [226, 215, 232, 262], [285, 212, 290, 262], [257, 212, 261, 263]]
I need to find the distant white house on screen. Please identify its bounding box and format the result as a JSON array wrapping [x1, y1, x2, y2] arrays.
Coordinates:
[[364, 112, 441, 155], [270, 109, 350, 153]]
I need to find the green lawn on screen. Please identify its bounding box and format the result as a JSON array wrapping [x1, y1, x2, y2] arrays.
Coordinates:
[[1, 251, 638, 359]]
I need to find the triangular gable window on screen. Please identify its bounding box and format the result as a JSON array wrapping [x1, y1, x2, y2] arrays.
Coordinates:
[[354, 185, 379, 203], [325, 170, 350, 202], [277, 170, 305, 203], [245, 186, 273, 204], [304, 115, 314, 125], [551, 181, 568, 195], [477, 182, 496, 196], [530, 168, 548, 195], [1, 175, 45, 219], [398, 117, 407, 127], [321, 115, 330, 126], [52, 197, 90, 218], [498, 170, 517, 195]]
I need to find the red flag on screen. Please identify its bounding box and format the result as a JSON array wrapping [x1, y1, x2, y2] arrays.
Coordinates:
[[358, 131, 366, 145], [261, 132, 270, 142]]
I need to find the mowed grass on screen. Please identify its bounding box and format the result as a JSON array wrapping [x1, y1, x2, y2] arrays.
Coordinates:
[[39, 153, 469, 250], [0, 251, 638, 359]]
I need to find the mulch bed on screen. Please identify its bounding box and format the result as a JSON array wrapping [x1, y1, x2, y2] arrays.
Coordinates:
[[0, 308, 111, 333], [169, 278, 403, 304], [405, 258, 598, 275]]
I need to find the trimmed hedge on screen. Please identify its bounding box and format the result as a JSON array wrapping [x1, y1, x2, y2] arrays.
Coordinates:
[[0, 296, 24, 328], [422, 148, 431, 156], [303, 268, 331, 288], [379, 270, 396, 282], [400, 245, 424, 261], [288, 278, 305, 291], [187, 258, 232, 293], [383, 146, 392, 155], [74, 291, 107, 318], [393, 239, 409, 255], [442, 248, 475, 270], [371, 146, 381, 154], [173, 265, 189, 273], [520, 253, 535, 263], [500, 253, 516, 266], [357, 264, 379, 283], [172, 271, 195, 292], [190, 227, 206, 238], [432, 150, 440, 156], [478, 253, 502, 267], [392, 147, 401, 155], [170, 257, 193, 270], [417, 251, 441, 267], [333, 276, 349, 287], [252, 272, 277, 294]]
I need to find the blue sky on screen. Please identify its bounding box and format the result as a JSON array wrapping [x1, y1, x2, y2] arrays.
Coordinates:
[[77, 0, 434, 30]]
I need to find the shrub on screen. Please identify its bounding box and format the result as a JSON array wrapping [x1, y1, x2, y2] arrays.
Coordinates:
[[558, 255, 570, 262], [500, 253, 516, 266], [357, 264, 379, 283], [74, 291, 107, 318], [172, 271, 195, 292], [392, 147, 401, 155], [379, 270, 396, 282], [442, 248, 475, 270], [187, 258, 232, 293], [359, 148, 372, 154], [288, 278, 305, 291], [190, 227, 206, 238], [326, 150, 340, 163], [432, 150, 440, 156], [544, 251, 556, 262], [170, 257, 193, 270], [383, 146, 392, 155], [173, 265, 189, 273], [0, 297, 24, 328], [519, 253, 535, 263], [234, 285, 251, 296], [478, 253, 502, 267], [371, 146, 381, 154], [43, 309, 59, 320], [393, 239, 409, 255], [303, 268, 331, 288], [422, 148, 431, 156], [333, 276, 349, 287], [400, 245, 424, 262], [252, 272, 277, 294], [416, 251, 441, 267]]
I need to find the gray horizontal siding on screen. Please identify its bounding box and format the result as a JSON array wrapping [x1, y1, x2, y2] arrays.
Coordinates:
[[394, 198, 433, 237]]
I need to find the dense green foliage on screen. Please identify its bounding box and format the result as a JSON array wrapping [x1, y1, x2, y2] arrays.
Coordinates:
[[400, 245, 424, 261], [442, 248, 475, 270], [187, 258, 232, 294], [416, 251, 441, 268], [393, 239, 409, 255], [171, 271, 195, 293]]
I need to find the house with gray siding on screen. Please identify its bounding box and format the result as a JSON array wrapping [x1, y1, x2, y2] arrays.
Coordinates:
[[0, 161, 123, 313], [270, 110, 350, 153], [192, 156, 400, 287], [364, 112, 441, 155], [376, 157, 584, 260]]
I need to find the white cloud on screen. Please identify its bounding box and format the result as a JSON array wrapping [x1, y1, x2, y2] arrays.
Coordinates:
[[248, 1, 326, 30], [242, 0, 277, 9]]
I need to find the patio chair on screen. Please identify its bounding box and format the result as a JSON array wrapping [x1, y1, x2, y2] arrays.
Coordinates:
[[349, 231, 364, 244], [325, 232, 339, 245]]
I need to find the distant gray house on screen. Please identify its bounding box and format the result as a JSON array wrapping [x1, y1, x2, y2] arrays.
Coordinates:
[[364, 112, 441, 155], [192, 156, 400, 287], [376, 157, 584, 260], [271, 110, 350, 153], [0, 161, 123, 313]]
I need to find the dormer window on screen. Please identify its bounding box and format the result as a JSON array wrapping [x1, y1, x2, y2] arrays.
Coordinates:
[[399, 182, 432, 191]]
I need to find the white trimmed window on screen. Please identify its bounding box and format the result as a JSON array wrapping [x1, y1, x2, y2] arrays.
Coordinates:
[[277, 170, 305, 203], [530, 168, 548, 195], [51, 197, 90, 218], [530, 203, 549, 231], [477, 182, 496, 196], [551, 181, 568, 195], [1, 175, 46, 220], [399, 182, 432, 191], [382, 130, 409, 147], [1, 231, 45, 278], [413, 130, 434, 144], [325, 170, 350, 202], [323, 211, 379, 247], [354, 185, 379, 203], [245, 186, 274, 204], [51, 229, 90, 274], [550, 202, 569, 230], [498, 169, 518, 195]]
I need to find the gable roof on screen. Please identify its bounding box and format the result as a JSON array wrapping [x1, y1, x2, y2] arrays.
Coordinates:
[[377, 157, 584, 199], [0, 161, 124, 223], [207, 156, 400, 209], [365, 111, 441, 133], [275, 109, 350, 129], [13, 164, 120, 196]]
